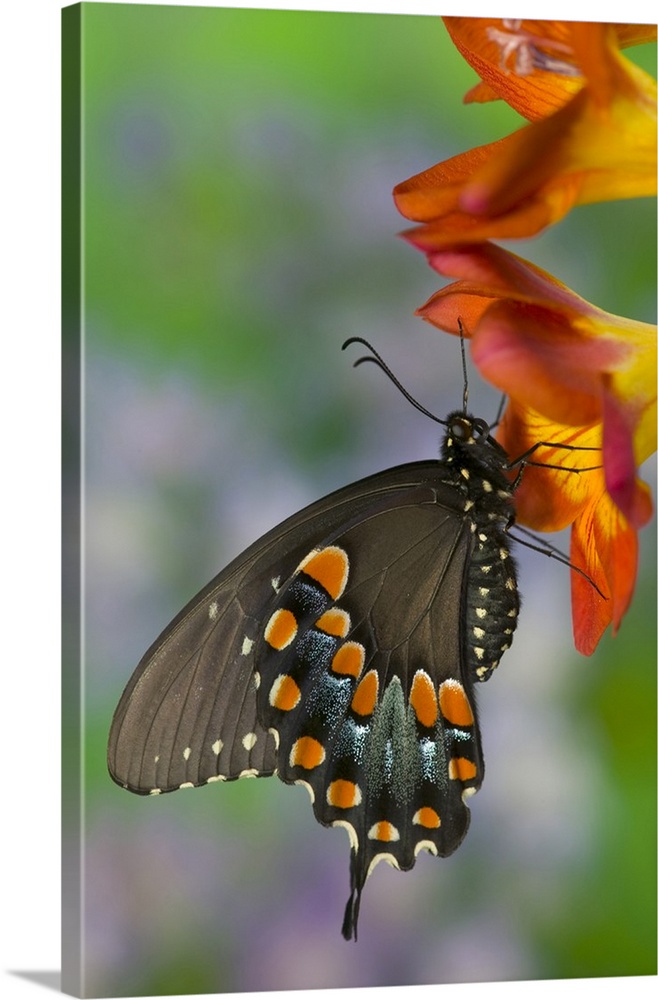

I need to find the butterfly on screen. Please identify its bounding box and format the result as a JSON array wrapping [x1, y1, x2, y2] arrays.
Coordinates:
[[108, 336, 592, 939]]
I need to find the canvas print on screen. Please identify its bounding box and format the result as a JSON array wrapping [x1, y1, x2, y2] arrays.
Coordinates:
[[62, 4, 657, 997]]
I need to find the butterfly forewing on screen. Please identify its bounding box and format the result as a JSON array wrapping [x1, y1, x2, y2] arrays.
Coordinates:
[[109, 463, 457, 794], [108, 567, 276, 793]]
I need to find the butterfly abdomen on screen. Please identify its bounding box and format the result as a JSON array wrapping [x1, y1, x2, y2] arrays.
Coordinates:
[[464, 519, 520, 682]]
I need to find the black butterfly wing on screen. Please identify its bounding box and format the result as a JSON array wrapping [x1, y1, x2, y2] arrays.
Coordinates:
[[108, 459, 484, 940], [108, 461, 462, 793]]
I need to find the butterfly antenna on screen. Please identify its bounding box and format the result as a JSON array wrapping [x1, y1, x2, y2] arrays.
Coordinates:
[[342, 337, 447, 426], [490, 393, 507, 430], [457, 319, 469, 413]]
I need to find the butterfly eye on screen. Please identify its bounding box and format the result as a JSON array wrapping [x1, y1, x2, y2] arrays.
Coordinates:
[[450, 417, 471, 440]]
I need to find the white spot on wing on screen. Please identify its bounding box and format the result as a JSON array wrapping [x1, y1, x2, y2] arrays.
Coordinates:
[[367, 853, 400, 877], [332, 818, 359, 851], [212, 739, 223, 755], [295, 778, 315, 804], [242, 732, 258, 751], [414, 839, 438, 857], [208, 601, 219, 620], [242, 635, 254, 655], [268, 727, 280, 750]]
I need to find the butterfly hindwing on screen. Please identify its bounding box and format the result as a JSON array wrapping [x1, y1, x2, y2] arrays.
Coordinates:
[[253, 488, 484, 937]]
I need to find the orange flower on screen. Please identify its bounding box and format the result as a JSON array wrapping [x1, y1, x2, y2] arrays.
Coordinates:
[[393, 20, 656, 246], [443, 18, 657, 119], [497, 402, 644, 655], [415, 242, 655, 652]]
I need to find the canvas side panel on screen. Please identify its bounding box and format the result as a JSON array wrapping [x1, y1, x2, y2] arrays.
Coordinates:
[[62, 4, 83, 997]]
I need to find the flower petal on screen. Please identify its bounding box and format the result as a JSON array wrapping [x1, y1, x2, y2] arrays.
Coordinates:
[[570, 491, 641, 654], [601, 384, 654, 527], [443, 17, 656, 120], [443, 17, 583, 120], [470, 302, 626, 427], [497, 402, 603, 532], [395, 21, 656, 244]]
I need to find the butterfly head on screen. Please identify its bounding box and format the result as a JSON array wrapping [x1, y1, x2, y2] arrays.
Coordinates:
[[442, 411, 511, 479]]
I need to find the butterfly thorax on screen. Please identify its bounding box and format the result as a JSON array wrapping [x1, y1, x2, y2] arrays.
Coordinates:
[[441, 411, 515, 514], [439, 411, 520, 682]]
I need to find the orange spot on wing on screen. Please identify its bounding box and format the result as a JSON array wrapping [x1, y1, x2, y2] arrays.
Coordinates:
[[439, 679, 475, 727], [264, 608, 297, 650], [331, 641, 365, 679], [327, 779, 362, 809], [410, 671, 439, 727], [269, 673, 301, 711], [368, 821, 400, 842], [299, 546, 349, 600], [315, 608, 351, 637], [449, 757, 478, 782], [413, 806, 441, 829], [350, 670, 379, 716], [289, 736, 325, 770]]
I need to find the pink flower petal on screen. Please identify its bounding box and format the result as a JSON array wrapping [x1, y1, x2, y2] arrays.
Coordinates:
[[601, 387, 654, 526]]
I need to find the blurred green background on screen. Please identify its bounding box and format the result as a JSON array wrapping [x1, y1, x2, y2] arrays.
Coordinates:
[[68, 3, 656, 996]]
